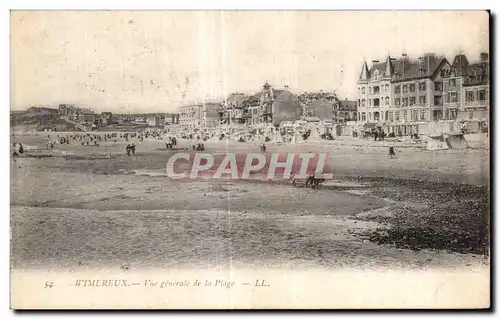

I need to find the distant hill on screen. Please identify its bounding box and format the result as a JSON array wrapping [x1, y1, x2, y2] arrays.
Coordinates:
[[25, 107, 59, 115], [10, 107, 80, 132]]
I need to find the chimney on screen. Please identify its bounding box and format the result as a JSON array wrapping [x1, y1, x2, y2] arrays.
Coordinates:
[[480, 52, 489, 62]]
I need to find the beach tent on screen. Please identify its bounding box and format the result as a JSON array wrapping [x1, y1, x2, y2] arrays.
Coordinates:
[[427, 134, 449, 151], [255, 134, 267, 143], [273, 131, 284, 143], [291, 131, 303, 144], [446, 133, 468, 149], [307, 126, 322, 141]]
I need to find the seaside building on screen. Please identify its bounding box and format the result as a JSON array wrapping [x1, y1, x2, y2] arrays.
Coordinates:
[[299, 91, 339, 118], [222, 93, 251, 126], [180, 103, 221, 130], [100, 112, 113, 125], [357, 53, 453, 135], [455, 53, 489, 121], [334, 99, 357, 123], [271, 89, 303, 126], [356, 51, 489, 136], [179, 104, 203, 129], [201, 102, 220, 128]]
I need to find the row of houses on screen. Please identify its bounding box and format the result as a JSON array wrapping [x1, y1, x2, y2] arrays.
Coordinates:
[[178, 82, 358, 130], [58, 104, 180, 129], [58, 104, 96, 124], [356, 52, 489, 136]]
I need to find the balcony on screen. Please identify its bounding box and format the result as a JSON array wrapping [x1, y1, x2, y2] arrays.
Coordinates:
[[464, 100, 488, 109], [431, 104, 444, 111]]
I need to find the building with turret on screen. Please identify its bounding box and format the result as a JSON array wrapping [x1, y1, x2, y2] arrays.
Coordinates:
[[357, 53, 453, 135]]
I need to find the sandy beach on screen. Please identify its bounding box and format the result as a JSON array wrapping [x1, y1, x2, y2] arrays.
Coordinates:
[[9, 133, 490, 273]]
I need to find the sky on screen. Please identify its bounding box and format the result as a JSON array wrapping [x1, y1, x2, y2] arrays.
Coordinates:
[[10, 11, 489, 113]]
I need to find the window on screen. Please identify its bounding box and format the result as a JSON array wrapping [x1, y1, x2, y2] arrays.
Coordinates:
[[362, 112, 366, 121], [412, 110, 419, 121], [409, 84, 416, 92], [368, 99, 372, 107], [433, 110, 443, 120], [449, 92, 457, 103], [373, 86, 380, 94], [369, 113, 372, 121], [419, 96, 426, 105], [395, 85, 401, 93], [369, 87, 372, 94], [450, 79, 457, 90], [403, 111, 408, 121], [373, 98, 380, 107], [420, 110, 426, 120], [434, 96, 442, 106], [362, 87, 366, 94], [395, 112, 400, 121], [385, 97, 390, 105], [403, 85, 408, 93], [434, 82, 443, 92], [419, 82, 426, 91], [449, 109, 457, 120], [389, 112, 394, 122], [410, 96, 416, 106], [479, 90, 486, 101], [402, 98, 408, 106], [385, 84, 390, 92], [362, 99, 366, 107], [466, 91, 474, 101], [358, 99, 361, 107], [395, 98, 401, 106]]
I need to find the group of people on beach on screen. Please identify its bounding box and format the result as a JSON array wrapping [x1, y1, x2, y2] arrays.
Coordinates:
[[12, 143, 24, 156], [126, 143, 136, 156], [192, 143, 205, 151]]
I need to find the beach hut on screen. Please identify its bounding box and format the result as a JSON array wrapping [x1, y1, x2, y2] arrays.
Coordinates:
[[446, 132, 468, 149], [272, 130, 284, 143], [307, 125, 322, 141], [427, 134, 450, 150], [291, 131, 303, 144]]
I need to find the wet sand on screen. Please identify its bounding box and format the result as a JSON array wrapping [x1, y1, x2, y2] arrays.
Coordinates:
[[10, 134, 490, 271]]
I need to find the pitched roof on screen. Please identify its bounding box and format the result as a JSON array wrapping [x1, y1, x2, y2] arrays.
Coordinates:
[[339, 100, 357, 110], [385, 56, 394, 76], [359, 61, 369, 81], [361, 54, 448, 83], [369, 62, 386, 76], [226, 93, 249, 105], [391, 54, 446, 82], [463, 62, 489, 87], [451, 54, 469, 75], [272, 89, 285, 99], [249, 92, 261, 101], [308, 98, 334, 109], [274, 90, 298, 103]]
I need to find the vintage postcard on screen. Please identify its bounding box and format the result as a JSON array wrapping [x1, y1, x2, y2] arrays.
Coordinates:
[[10, 10, 490, 309]]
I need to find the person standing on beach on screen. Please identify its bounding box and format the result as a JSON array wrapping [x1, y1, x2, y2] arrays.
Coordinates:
[[126, 144, 131, 156], [131, 143, 136, 155], [389, 146, 395, 159]]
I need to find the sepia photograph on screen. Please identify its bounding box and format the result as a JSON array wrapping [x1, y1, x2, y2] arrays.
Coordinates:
[[9, 10, 490, 309]]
